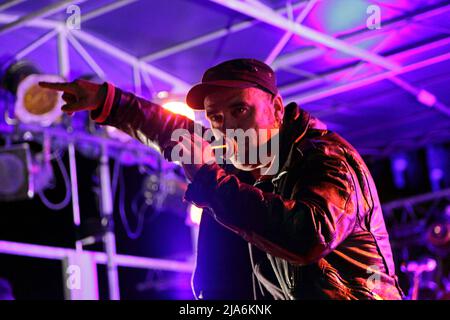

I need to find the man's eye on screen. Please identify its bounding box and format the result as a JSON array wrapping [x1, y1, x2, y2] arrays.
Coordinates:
[[234, 106, 248, 116], [209, 115, 221, 122]]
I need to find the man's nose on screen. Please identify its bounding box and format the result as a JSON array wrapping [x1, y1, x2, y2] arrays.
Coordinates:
[[222, 116, 238, 131]]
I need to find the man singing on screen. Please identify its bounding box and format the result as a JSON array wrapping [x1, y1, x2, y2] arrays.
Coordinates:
[[40, 58, 403, 300]]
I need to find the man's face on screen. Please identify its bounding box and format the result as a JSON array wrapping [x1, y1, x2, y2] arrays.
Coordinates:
[[204, 87, 281, 133], [203, 87, 283, 171]]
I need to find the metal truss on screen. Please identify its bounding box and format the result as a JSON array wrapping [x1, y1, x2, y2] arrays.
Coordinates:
[[0, 0, 89, 36], [0, 0, 26, 13], [140, 0, 309, 62], [0, 0, 190, 92], [211, 0, 450, 116], [264, 0, 319, 65], [0, 240, 194, 299], [211, 0, 399, 70], [383, 188, 450, 214], [1, 0, 449, 104], [273, 2, 450, 70], [382, 188, 450, 250]]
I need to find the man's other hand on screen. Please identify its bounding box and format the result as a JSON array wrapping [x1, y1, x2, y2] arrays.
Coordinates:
[[177, 133, 216, 181]]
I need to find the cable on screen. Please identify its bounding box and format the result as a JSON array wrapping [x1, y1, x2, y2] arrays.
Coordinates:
[[118, 183, 146, 239], [247, 243, 285, 300], [112, 157, 147, 239], [118, 167, 146, 239], [112, 157, 120, 201], [37, 149, 72, 211], [131, 192, 161, 224]]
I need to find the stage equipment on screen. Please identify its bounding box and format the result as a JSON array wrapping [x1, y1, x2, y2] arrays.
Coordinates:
[[401, 257, 438, 300], [0, 59, 64, 126], [0, 61, 190, 300], [426, 205, 450, 256], [426, 145, 450, 191], [152, 168, 188, 214], [154, 92, 195, 121], [99, 144, 120, 299], [0, 143, 33, 201], [186, 203, 202, 226]]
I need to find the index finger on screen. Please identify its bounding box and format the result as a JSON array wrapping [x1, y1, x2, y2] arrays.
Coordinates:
[[39, 81, 77, 94]]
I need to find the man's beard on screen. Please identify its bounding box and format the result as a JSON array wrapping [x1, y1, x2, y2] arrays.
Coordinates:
[[211, 127, 280, 175], [229, 132, 279, 174]]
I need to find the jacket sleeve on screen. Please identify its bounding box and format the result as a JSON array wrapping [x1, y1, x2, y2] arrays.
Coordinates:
[[90, 83, 200, 157], [184, 145, 358, 265]]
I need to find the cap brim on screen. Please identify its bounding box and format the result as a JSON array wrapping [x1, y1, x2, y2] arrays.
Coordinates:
[[186, 80, 257, 109]]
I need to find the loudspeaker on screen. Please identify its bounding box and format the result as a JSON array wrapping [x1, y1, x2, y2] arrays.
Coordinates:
[[0, 143, 34, 201]]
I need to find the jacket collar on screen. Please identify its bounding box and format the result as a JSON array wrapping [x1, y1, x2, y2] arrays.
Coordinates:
[[252, 103, 327, 184], [280, 102, 327, 146], [226, 103, 327, 183], [277, 102, 327, 173]]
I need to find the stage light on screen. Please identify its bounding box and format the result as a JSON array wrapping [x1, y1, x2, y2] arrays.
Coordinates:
[[162, 101, 195, 121], [426, 216, 449, 256], [417, 89, 437, 108], [153, 91, 210, 128], [401, 257, 437, 274], [15, 73, 65, 126], [390, 150, 428, 192], [391, 153, 408, 189], [186, 204, 202, 226], [426, 144, 450, 191], [0, 60, 65, 127], [156, 91, 169, 99], [152, 91, 195, 121]]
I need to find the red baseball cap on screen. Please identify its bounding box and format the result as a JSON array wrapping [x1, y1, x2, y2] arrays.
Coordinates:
[[186, 58, 278, 109]]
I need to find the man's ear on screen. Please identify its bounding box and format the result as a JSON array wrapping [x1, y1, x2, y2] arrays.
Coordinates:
[[273, 94, 284, 127]]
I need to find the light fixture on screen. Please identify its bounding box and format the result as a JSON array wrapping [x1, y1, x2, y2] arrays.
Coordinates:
[[426, 205, 450, 257], [186, 204, 202, 226], [161, 101, 195, 121], [153, 92, 195, 121], [0, 59, 65, 127]]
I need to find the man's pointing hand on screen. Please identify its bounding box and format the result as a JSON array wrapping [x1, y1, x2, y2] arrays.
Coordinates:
[[39, 79, 106, 115]]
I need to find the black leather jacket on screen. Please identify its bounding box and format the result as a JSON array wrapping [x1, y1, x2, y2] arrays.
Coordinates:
[[92, 86, 404, 300]]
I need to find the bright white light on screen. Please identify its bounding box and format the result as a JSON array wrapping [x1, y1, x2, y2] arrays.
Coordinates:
[[187, 204, 202, 226], [162, 101, 195, 120], [157, 91, 169, 99]]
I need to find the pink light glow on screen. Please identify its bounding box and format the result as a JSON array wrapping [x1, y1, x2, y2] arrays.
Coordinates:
[[162, 101, 195, 120], [417, 89, 437, 107]]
